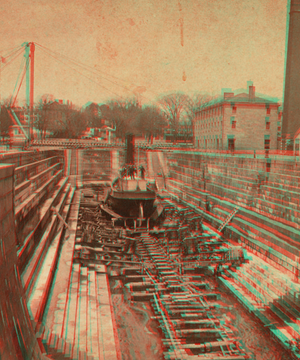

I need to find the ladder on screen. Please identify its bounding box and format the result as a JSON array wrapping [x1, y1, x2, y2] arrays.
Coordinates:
[[218, 208, 238, 232]]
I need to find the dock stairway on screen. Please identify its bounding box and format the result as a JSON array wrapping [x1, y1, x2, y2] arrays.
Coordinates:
[[217, 207, 238, 233]]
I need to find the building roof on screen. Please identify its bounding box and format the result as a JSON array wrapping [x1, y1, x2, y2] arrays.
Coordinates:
[[198, 84, 280, 111]]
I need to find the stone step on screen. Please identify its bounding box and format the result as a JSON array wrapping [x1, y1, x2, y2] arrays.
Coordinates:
[[14, 155, 61, 187], [95, 266, 119, 360], [62, 263, 81, 357], [211, 201, 300, 277], [219, 276, 261, 312], [227, 268, 274, 306], [227, 213, 300, 264], [214, 203, 300, 256], [255, 197, 300, 226], [250, 255, 300, 298], [207, 163, 259, 179], [261, 182, 300, 200], [243, 265, 284, 299], [21, 180, 71, 298], [258, 191, 300, 213], [38, 324, 73, 360], [88, 270, 100, 359], [270, 303, 300, 340], [17, 175, 69, 262], [15, 169, 64, 229], [212, 192, 300, 237], [209, 172, 257, 192], [28, 185, 74, 325], [266, 179, 300, 195], [207, 183, 252, 206], [267, 172, 300, 188], [229, 223, 300, 281], [235, 266, 278, 304], [42, 190, 82, 349]]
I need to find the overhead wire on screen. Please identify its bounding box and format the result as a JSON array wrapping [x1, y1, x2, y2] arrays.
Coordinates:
[[34, 42, 140, 88], [10, 55, 27, 106], [36, 45, 126, 100], [0, 44, 23, 52], [0, 44, 24, 59], [35, 42, 133, 91], [34, 42, 156, 104], [35, 42, 141, 101], [12, 56, 29, 108], [1, 47, 25, 73]]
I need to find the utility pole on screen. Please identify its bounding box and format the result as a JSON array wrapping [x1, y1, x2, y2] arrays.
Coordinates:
[[30, 42, 35, 142], [25, 42, 35, 143]]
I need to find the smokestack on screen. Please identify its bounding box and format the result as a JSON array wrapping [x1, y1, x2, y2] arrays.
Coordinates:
[[282, 0, 300, 149], [125, 133, 135, 165]]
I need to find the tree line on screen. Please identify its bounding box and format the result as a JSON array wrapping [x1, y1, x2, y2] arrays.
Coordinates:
[[0, 92, 217, 142]]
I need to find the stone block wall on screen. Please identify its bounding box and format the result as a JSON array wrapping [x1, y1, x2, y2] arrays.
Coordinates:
[[164, 150, 300, 278], [0, 164, 43, 359]]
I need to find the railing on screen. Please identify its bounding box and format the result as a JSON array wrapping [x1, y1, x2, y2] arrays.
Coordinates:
[[170, 148, 298, 160], [28, 139, 300, 159], [31, 139, 125, 148]]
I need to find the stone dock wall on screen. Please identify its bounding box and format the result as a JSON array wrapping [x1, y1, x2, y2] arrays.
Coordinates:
[[163, 150, 300, 281]]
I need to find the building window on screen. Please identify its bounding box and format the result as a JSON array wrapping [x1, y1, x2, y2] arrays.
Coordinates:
[[232, 106, 236, 114], [230, 116, 236, 128], [264, 138, 270, 150], [228, 138, 235, 151], [217, 138, 219, 150], [266, 122, 270, 130], [267, 107, 271, 115]]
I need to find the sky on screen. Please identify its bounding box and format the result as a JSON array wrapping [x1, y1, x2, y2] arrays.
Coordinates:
[[0, 0, 288, 107]]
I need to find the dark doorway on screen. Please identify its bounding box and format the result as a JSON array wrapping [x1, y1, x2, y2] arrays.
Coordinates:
[[228, 138, 235, 151]]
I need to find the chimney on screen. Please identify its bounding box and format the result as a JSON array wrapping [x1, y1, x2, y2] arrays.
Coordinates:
[[249, 85, 255, 101], [224, 92, 234, 100]]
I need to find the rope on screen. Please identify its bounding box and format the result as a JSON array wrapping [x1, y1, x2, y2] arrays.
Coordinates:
[[34, 42, 156, 103], [12, 56, 29, 108], [9, 55, 26, 106], [36, 45, 125, 100]]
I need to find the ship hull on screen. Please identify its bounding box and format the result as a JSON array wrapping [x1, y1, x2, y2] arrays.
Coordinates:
[[108, 191, 156, 217]]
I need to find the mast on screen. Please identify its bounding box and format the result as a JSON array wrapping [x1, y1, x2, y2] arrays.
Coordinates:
[[25, 42, 35, 142]]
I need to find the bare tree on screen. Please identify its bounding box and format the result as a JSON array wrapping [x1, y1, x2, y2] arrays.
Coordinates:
[[135, 105, 167, 143], [100, 97, 141, 140], [158, 93, 192, 143], [0, 105, 11, 141], [67, 109, 88, 138], [35, 99, 50, 140]]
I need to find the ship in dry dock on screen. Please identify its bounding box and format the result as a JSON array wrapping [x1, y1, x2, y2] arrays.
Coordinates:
[[103, 133, 160, 221]]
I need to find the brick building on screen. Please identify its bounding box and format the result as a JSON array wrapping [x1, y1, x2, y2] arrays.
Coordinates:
[[194, 82, 281, 150]]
